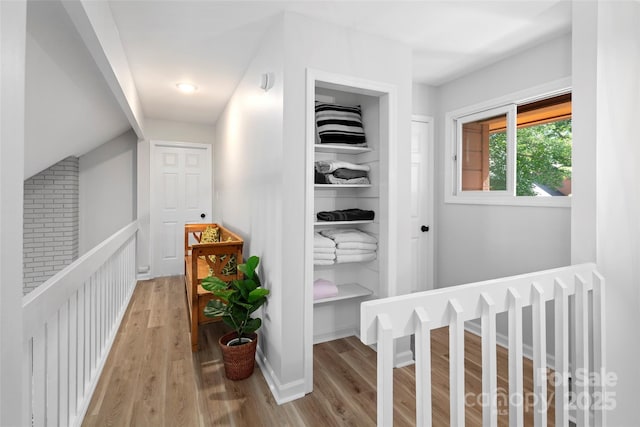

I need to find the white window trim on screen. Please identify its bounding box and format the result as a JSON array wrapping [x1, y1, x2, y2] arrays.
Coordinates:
[[444, 77, 572, 208], [455, 104, 517, 197]]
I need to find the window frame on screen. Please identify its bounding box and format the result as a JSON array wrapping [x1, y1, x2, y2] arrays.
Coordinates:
[[444, 78, 572, 208], [455, 104, 517, 197]]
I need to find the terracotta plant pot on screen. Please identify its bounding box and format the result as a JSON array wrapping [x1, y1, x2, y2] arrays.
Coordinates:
[[218, 331, 258, 380]]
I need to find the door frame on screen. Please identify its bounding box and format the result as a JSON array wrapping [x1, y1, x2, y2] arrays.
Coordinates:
[[304, 69, 399, 396], [149, 140, 212, 278], [412, 115, 435, 291]]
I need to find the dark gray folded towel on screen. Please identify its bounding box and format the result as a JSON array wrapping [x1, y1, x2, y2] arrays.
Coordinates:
[[315, 171, 329, 184], [333, 168, 369, 179], [317, 209, 375, 221]]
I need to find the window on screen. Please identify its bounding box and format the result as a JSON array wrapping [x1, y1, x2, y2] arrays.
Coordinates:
[[449, 91, 572, 205]]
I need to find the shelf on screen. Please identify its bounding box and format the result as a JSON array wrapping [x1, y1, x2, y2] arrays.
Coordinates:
[[314, 144, 372, 154], [314, 220, 374, 226], [314, 184, 371, 189], [313, 283, 373, 304]]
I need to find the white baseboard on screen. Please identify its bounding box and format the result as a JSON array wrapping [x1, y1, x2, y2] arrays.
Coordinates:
[[313, 327, 358, 345], [395, 350, 415, 368], [464, 321, 556, 370], [255, 345, 306, 405], [136, 272, 151, 281]]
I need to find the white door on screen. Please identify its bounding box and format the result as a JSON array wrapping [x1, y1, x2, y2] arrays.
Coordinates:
[[410, 117, 434, 292], [151, 141, 212, 277]]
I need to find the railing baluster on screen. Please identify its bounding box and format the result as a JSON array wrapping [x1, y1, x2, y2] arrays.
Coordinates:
[[98, 264, 104, 357], [86, 277, 93, 387], [83, 280, 91, 395], [592, 271, 606, 427], [46, 314, 59, 426], [77, 283, 85, 401], [575, 275, 590, 427], [59, 301, 70, 426], [87, 273, 98, 379], [358, 264, 604, 427], [22, 222, 139, 427], [414, 307, 432, 427], [448, 299, 465, 427], [507, 288, 523, 427], [554, 279, 569, 427], [377, 313, 394, 427], [481, 293, 498, 427], [22, 337, 33, 427], [69, 291, 78, 422], [33, 328, 46, 427], [531, 283, 547, 427]]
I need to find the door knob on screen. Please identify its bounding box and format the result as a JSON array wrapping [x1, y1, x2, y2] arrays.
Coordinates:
[[421, 225, 429, 232], [200, 213, 206, 219]]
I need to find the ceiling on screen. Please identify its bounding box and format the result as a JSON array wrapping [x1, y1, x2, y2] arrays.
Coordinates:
[[23, 0, 572, 172], [109, 0, 572, 127]]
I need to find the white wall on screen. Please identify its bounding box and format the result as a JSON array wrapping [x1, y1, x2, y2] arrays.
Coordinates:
[[215, 12, 412, 402], [144, 118, 215, 144], [214, 15, 286, 395], [135, 119, 215, 275], [0, 1, 27, 423], [412, 82, 438, 117], [590, 2, 640, 424], [434, 34, 572, 355], [79, 129, 136, 254], [281, 10, 413, 393], [435, 33, 572, 288]]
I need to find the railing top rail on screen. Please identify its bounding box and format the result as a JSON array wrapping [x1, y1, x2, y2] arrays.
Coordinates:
[[360, 262, 600, 345], [23, 220, 138, 338]]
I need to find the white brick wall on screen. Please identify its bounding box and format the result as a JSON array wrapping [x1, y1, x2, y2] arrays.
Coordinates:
[[23, 157, 79, 294]]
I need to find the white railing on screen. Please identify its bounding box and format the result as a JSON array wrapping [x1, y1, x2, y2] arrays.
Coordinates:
[[360, 263, 606, 427], [22, 221, 138, 427]]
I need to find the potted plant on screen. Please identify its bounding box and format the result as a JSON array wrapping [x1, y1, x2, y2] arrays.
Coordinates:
[[201, 255, 269, 380]]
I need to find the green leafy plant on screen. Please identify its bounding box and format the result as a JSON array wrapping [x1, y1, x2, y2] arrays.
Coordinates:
[[201, 255, 269, 342]]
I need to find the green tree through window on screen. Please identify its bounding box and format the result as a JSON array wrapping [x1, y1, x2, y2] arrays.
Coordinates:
[[489, 119, 572, 195]]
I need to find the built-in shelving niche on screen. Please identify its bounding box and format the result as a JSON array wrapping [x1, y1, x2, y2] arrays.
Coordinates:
[[304, 69, 396, 394]]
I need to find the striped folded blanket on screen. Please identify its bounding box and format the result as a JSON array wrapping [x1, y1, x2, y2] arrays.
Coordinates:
[[315, 102, 367, 146]]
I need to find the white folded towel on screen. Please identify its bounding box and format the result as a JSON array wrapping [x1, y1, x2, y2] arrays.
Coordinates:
[[314, 252, 336, 260], [314, 247, 336, 254], [314, 232, 336, 248], [336, 252, 377, 264], [336, 248, 376, 256], [315, 160, 370, 174], [314, 259, 335, 266], [320, 229, 377, 244], [337, 242, 378, 251]]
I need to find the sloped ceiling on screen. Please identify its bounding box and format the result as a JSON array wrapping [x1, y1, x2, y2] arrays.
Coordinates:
[[24, 0, 131, 179]]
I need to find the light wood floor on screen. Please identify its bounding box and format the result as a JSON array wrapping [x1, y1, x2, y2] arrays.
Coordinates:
[[83, 277, 554, 426]]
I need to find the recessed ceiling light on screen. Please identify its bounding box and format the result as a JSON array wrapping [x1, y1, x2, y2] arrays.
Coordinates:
[[176, 82, 197, 93]]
